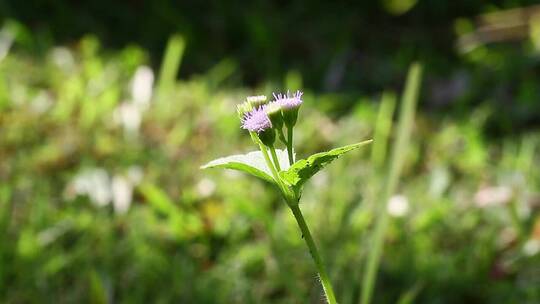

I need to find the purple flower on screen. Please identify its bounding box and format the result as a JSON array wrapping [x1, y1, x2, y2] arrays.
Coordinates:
[[272, 90, 303, 109], [241, 106, 272, 133]]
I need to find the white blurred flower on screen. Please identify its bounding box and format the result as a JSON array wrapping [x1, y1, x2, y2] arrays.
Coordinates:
[[497, 227, 517, 249], [523, 239, 540, 256], [30, 91, 53, 114], [49, 47, 75, 71], [246, 95, 267, 103], [387, 195, 409, 217], [131, 65, 154, 110], [71, 168, 111, 207], [112, 175, 133, 215], [66, 167, 144, 214], [114, 101, 142, 135], [197, 178, 216, 198], [474, 186, 512, 208], [127, 166, 144, 185], [429, 166, 450, 197], [0, 26, 14, 62], [113, 66, 155, 136]]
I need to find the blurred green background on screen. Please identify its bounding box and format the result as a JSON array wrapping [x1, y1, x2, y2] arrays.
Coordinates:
[[1, 1, 540, 303]]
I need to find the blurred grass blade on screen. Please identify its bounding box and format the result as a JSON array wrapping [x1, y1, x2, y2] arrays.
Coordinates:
[[139, 183, 178, 216], [360, 62, 422, 304], [396, 281, 424, 304], [371, 91, 397, 169], [89, 270, 108, 304], [207, 59, 236, 88], [0, 185, 12, 225], [156, 34, 185, 99], [517, 135, 537, 174]]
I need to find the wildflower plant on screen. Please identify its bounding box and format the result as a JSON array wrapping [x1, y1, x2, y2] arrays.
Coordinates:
[[202, 90, 372, 303]]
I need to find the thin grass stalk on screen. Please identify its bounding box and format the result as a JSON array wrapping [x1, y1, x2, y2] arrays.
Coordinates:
[[156, 35, 185, 100], [343, 91, 398, 304], [360, 63, 423, 304], [371, 92, 397, 169]]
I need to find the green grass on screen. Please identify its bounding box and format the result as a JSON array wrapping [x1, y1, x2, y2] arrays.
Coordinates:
[[0, 36, 539, 303], [361, 62, 422, 304]]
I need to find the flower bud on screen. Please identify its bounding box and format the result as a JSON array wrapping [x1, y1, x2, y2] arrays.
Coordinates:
[[282, 107, 299, 128], [246, 95, 268, 108], [272, 91, 303, 128], [236, 101, 252, 120], [265, 102, 284, 130], [258, 127, 276, 147]]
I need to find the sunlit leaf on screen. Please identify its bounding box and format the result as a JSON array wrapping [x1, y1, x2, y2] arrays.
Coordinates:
[[280, 140, 372, 190], [201, 149, 291, 183]]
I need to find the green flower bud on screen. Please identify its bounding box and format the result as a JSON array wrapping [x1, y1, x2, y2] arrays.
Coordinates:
[[282, 107, 299, 128], [265, 103, 284, 130], [258, 127, 276, 147], [273, 91, 303, 128]]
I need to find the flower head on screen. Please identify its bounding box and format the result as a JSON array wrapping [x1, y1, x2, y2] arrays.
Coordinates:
[[247, 95, 267, 104], [273, 90, 303, 109], [241, 106, 272, 133], [272, 90, 303, 127], [236, 101, 252, 118]]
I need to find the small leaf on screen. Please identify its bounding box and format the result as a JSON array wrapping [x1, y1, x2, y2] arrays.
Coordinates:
[[201, 149, 291, 183], [280, 140, 372, 190]]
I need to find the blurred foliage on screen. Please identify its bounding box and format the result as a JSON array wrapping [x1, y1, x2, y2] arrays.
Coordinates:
[[0, 32, 539, 303], [2, 1, 540, 133]]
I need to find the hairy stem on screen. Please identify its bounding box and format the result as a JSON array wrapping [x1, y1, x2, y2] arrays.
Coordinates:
[[258, 143, 280, 181], [269, 145, 282, 171], [286, 127, 294, 165], [289, 203, 337, 304]]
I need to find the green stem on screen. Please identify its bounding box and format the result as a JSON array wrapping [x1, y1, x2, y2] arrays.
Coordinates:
[[258, 143, 280, 181], [286, 127, 294, 165], [290, 203, 337, 304], [255, 139, 291, 199], [269, 145, 282, 171], [255, 133, 334, 303], [278, 128, 288, 145]]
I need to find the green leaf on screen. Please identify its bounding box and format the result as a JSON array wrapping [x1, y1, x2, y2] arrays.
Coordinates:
[[201, 149, 291, 183], [280, 140, 372, 190]]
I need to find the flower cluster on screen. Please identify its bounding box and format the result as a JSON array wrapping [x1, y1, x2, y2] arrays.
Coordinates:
[[273, 91, 303, 110], [240, 90, 303, 136]]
